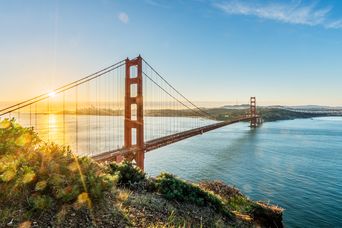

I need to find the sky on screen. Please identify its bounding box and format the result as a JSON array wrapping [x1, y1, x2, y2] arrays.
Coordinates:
[[0, 0, 342, 106]]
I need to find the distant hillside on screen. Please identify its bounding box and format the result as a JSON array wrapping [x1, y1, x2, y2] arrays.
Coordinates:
[[284, 105, 342, 111], [222, 104, 249, 109], [205, 106, 339, 122]]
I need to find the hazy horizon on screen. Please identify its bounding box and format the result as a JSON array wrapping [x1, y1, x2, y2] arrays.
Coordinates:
[[1, 100, 342, 110]]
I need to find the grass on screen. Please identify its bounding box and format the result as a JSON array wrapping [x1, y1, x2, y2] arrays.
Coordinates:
[[225, 195, 255, 213]]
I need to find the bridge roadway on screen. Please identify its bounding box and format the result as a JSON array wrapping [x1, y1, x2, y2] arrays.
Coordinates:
[[92, 115, 258, 162]]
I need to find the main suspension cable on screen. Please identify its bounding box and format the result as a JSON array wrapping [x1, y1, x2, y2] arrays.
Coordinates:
[[142, 58, 215, 120]]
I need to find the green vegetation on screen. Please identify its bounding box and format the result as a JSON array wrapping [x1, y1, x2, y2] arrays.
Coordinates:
[[257, 108, 322, 122], [154, 173, 230, 216], [0, 119, 283, 227], [204, 107, 329, 122], [0, 119, 115, 224], [109, 161, 146, 187]]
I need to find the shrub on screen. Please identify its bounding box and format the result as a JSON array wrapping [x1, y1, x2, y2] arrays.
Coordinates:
[[199, 181, 257, 214], [154, 173, 230, 217], [29, 194, 53, 210], [0, 119, 116, 215], [109, 161, 146, 187]]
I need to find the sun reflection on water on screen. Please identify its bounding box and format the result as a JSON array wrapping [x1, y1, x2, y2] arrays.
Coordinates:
[[48, 114, 60, 143]]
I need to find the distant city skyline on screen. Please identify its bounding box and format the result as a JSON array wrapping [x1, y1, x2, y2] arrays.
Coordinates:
[[1, 0, 342, 106]]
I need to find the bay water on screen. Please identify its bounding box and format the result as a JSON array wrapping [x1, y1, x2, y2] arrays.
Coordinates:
[[145, 117, 342, 227]]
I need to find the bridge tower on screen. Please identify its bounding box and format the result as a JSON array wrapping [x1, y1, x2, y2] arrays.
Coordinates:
[[123, 56, 145, 170], [250, 96, 258, 128]]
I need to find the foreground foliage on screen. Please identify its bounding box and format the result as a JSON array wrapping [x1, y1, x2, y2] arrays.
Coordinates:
[[154, 173, 230, 216], [109, 161, 146, 187], [0, 119, 115, 224], [0, 119, 282, 227]]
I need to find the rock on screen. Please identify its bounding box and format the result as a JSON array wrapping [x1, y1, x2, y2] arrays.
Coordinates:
[[7, 218, 13, 226]]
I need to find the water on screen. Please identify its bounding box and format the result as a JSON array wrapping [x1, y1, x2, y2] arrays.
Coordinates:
[[3, 113, 214, 156], [145, 117, 342, 227], [5, 114, 342, 226]]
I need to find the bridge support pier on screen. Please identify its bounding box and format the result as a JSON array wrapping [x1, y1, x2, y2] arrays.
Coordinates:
[[250, 97, 259, 128], [122, 56, 145, 170]]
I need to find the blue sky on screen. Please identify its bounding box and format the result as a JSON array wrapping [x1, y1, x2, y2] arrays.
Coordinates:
[[1, 0, 342, 105]]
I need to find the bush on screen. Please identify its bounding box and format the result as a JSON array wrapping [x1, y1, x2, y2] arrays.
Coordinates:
[[0, 119, 116, 214], [154, 173, 230, 217], [109, 161, 146, 187], [199, 180, 256, 214]]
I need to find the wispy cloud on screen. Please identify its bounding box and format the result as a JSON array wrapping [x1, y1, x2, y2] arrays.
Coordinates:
[[144, 0, 176, 8], [213, 0, 342, 29], [118, 12, 129, 24]]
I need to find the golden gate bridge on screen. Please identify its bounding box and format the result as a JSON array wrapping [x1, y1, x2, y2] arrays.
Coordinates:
[[0, 56, 261, 170]]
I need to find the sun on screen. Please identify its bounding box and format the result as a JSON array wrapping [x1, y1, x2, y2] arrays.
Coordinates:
[[48, 91, 57, 97]]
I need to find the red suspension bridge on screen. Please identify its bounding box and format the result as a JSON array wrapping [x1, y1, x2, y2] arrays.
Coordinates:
[[0, 56, 261, 170]]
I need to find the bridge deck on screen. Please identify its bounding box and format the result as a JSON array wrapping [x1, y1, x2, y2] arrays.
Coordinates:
[[92, 116, 256, 162]]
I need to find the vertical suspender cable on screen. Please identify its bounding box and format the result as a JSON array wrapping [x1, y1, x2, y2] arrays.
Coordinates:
[[87, 82, 90, 155], [30, 105, 32, 126], [63, 92, 66, 145], [35, 103, 38, 132], [76, 86, 78, 153]]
